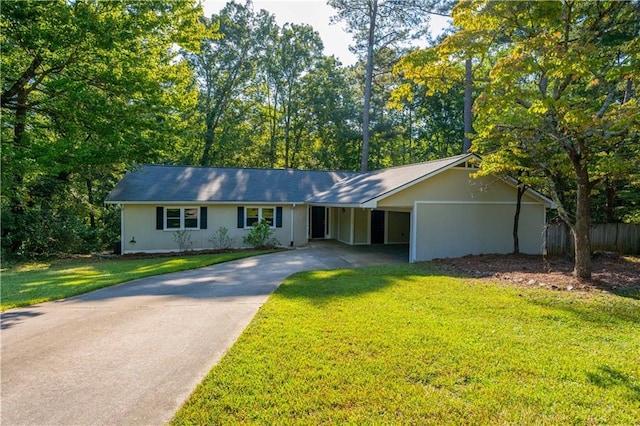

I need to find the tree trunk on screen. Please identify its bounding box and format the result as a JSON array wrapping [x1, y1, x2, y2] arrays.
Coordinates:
[[86, 178, 96, 229], [604, 177, 616, 223], [463, 57, 473, 153], [6, 89, 29, 253], [513, 183, 526, 254], [572, 164, 592, 279], [201, 110, 216, 166], [361, 0, 377, 172]]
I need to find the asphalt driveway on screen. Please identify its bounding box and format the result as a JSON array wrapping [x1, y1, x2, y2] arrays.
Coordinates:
[[1, 243, 406, 425]]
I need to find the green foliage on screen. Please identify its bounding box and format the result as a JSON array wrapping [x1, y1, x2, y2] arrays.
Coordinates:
[[1, 250, 271, 311], [207, 226, 235, 250], [242, 219, 280, 249], [1, 0, 211, 260], [172, 264, 640, 424], [328, 0, 448, 171], [397, 0, 640, 278]]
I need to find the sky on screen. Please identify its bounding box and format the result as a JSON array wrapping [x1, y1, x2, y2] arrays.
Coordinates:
[[201, 0, 452, 66]]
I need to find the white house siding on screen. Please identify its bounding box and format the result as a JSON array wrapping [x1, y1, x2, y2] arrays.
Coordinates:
[[412, 202, 545, 261], [378, 167, 542, 207], [327, 208, 339, 239], [121, 204, 307, 254], [354, 208, 369, 244], [335, 207, 350, 244], [386, 211, 411, 244], [291, 205, 308, 246]]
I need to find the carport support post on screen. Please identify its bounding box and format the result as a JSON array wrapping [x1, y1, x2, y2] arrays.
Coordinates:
[[410, 203, 417, 262], [290, 204, 295, 246], [350, 208, 355, 245]]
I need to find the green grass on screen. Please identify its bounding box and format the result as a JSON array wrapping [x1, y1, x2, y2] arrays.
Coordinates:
[[172, 263, 640, 425], [1, 251, 271, 311]]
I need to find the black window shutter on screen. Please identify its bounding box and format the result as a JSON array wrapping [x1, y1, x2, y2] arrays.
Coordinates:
[[156, 207, 163, 230], [200, 206, 207, 229], [237, 206, 244, 228], [276, 206, 283, 228]]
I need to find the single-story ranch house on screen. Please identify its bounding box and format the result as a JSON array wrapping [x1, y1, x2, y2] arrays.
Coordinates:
[[105, 153, 554, 262]]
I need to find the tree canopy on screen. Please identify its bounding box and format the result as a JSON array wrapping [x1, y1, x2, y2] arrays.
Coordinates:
[[1, 0, 209, 256], [396, 0, 640, 278]]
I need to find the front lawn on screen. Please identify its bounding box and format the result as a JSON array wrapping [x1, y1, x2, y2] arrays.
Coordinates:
[[1, 251, 271, 311], [172, 263, 640, 425]]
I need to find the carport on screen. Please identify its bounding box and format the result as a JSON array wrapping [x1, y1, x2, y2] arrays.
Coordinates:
[[307, 154, 553, 262]]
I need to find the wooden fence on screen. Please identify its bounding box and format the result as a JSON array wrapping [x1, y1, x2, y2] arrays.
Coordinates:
[[545, 223, 640, 255]]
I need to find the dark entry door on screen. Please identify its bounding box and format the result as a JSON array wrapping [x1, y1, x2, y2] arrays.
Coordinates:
[[371, 210, 385, 244], [311, 206, 325, 238]]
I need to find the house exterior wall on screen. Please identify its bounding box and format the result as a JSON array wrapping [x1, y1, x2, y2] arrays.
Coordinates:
[[387, 211, 410, 243], [337, 207, 352, 244], [292, 205, 308, 246], [353, 208, 369, 244], [120, 203, 307, 254], [378, 168, 541, 208], [412, 202, 545, 261], [328, 208, 339, 239]]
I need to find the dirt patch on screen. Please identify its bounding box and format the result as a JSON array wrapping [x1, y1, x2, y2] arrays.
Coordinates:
[[432, 253, 640, 296]]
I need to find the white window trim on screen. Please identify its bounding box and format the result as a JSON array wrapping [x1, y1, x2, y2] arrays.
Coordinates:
[[244, 206, 276, 229], [164, 207, 199, 231]]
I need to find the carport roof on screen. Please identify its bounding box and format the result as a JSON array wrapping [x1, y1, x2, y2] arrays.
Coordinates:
[[307, 154, 474, 206]]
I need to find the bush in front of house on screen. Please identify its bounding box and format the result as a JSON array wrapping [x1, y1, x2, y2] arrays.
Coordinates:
[[243, 219, 279, 249], [208, 226, 235, 250], [172, 230, 193, 252]]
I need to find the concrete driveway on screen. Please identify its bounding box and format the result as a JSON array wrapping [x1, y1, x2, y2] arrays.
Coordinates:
[[1, 243, 406, 425]]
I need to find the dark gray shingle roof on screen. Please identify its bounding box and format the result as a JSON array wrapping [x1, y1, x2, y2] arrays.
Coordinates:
[[307, 154, 472, 205], [105, 165, 359, 203]]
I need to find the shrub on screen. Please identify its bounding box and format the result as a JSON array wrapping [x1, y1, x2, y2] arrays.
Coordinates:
[[243, 219, 279, 249], [172, 230, 193, 252], [207, 226, 235, 250]]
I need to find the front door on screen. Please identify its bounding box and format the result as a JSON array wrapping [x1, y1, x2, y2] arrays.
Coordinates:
[[311, 206, 326, 239], [371, 210, 385, 244]]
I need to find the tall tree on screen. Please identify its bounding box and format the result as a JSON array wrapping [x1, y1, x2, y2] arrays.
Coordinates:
[[327, 0, 447, 171], [299, 57, 362, 170], [190, 1, 270, 166], [250, 20, 325, 168], [397, 0, 640, 278], [1, 0, 208, 257]]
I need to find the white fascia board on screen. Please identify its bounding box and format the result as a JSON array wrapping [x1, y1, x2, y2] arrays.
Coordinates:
[[361, 200, 377, 208], [306, 202, 362, 208]]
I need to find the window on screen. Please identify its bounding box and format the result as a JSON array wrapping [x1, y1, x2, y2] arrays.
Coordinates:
[[184, 208, 198, 228], [166, 208, 181, 229], [262, 208, 274, 226], [246, 207, 259, 227], [244, 207, 275, 228], [164, 207, 199, 230], [237, 206, 282, 229]]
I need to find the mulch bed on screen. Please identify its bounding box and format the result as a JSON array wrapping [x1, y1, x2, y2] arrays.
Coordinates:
[[432, 253, 640, 296]]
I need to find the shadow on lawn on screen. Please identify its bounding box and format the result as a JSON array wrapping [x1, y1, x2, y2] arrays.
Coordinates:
[[586, 365, 640, 402], [276, 265, 418, 306], [527, 295, 640, 326]]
